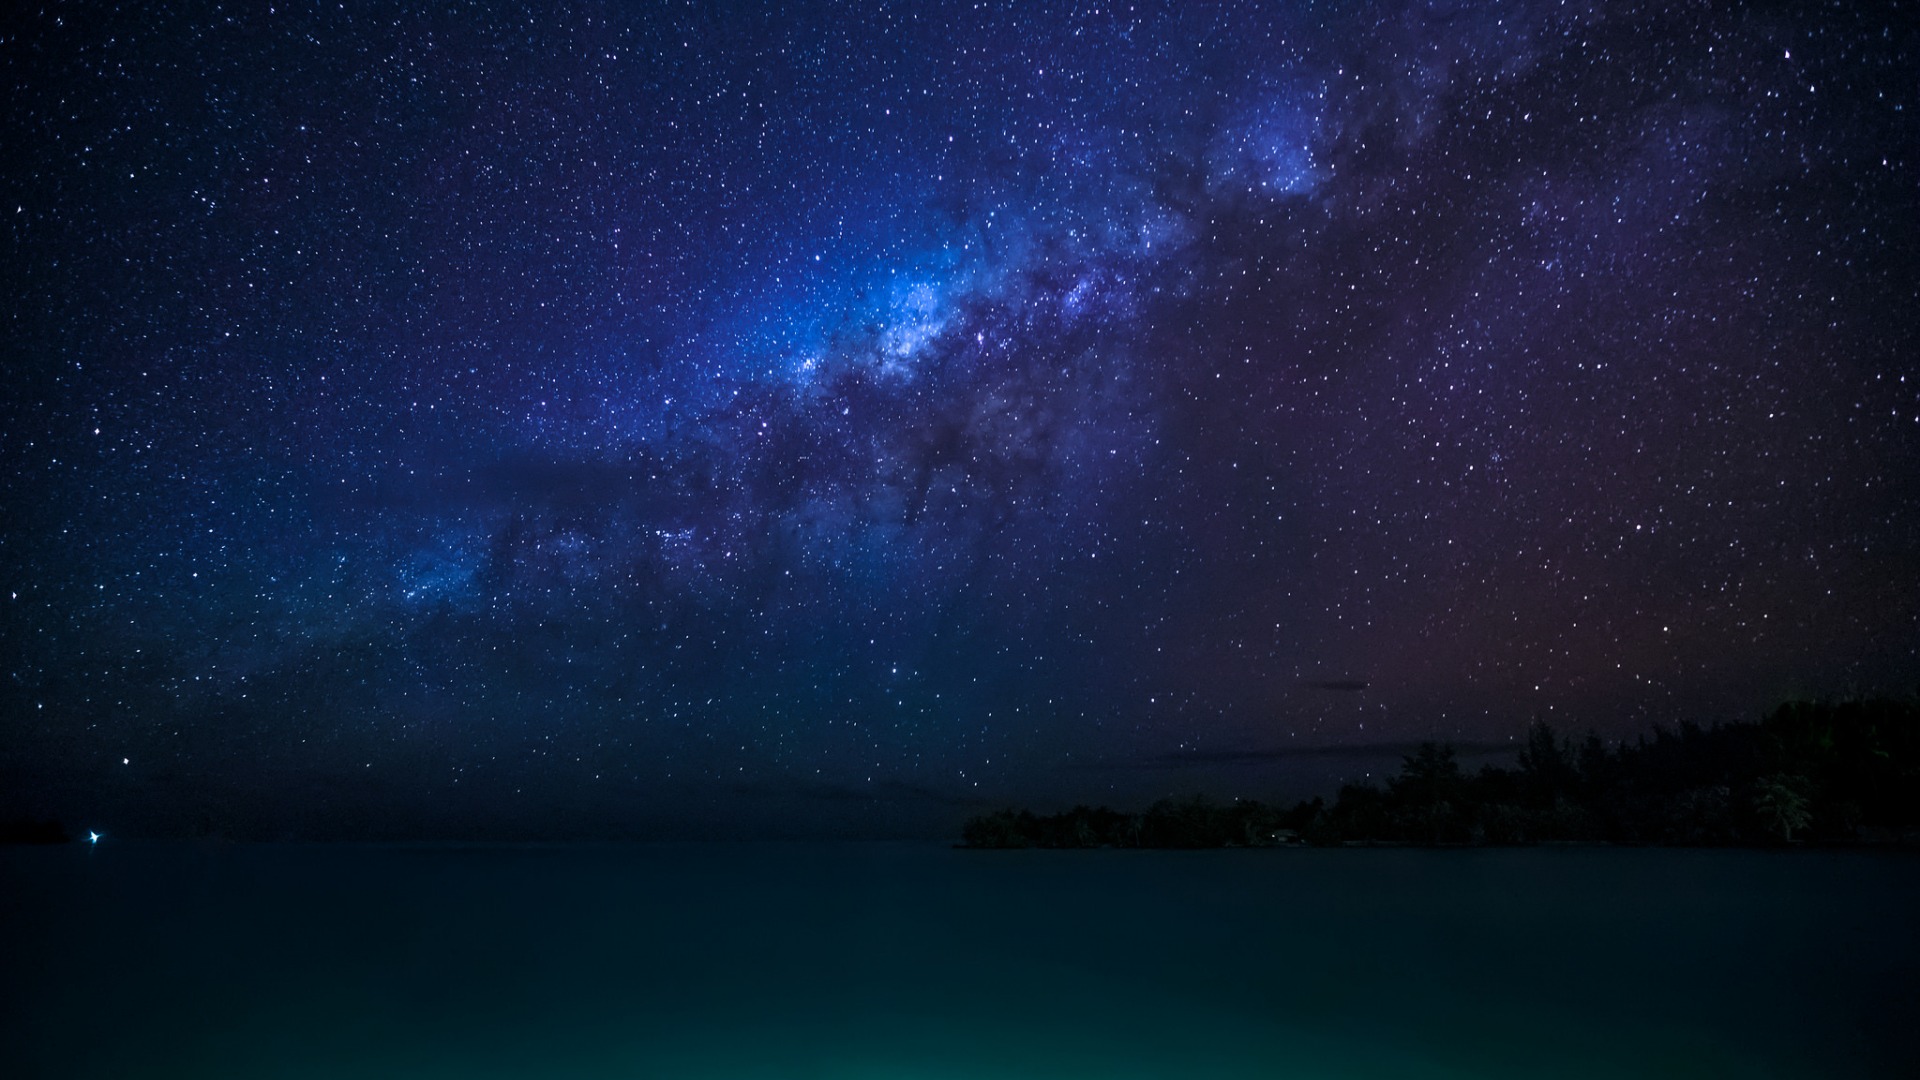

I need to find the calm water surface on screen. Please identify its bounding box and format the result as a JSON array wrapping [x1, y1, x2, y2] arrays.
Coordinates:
[[3, 843, 1914, 1078]]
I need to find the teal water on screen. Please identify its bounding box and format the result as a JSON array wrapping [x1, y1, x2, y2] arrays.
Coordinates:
[[3, 844, 1914, 1078]]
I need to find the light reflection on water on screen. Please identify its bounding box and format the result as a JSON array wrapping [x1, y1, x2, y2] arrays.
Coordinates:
[[3, 843, 1914, 1078]]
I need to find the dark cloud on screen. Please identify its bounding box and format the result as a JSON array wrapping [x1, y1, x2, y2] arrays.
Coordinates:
[[1134, 741, 1519, 767]]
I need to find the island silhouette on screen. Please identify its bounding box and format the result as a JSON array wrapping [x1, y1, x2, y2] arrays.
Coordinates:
[[961, 698, 1920, 848]]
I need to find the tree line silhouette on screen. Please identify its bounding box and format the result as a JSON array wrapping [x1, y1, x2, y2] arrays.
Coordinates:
[[961, 698, 1920, 848]]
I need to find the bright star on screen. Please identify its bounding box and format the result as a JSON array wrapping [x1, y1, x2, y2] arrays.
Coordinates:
[[88, 831, 101, 844]]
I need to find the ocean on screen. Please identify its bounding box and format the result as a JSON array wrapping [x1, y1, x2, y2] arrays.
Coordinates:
[[4, 842, 1914, 1077]]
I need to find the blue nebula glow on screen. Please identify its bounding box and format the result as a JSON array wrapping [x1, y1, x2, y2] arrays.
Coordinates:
[[1210, 88, 1332, 197]]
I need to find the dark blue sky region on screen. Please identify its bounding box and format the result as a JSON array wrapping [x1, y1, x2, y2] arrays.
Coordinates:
[[4, 0, 1916, 837]]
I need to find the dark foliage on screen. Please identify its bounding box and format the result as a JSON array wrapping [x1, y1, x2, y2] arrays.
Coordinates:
[[960, 699, 1920, 848], [960, 796, 1313, 849]]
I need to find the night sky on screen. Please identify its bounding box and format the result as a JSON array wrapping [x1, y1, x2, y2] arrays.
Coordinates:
[[4, 0, 1916, 839]]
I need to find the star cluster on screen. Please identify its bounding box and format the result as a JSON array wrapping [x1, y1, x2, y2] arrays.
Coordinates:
[[4, 1, 1916, 836]]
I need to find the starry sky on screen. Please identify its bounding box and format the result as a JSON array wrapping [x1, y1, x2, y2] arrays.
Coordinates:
[[4, 0, 1916, 839]]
